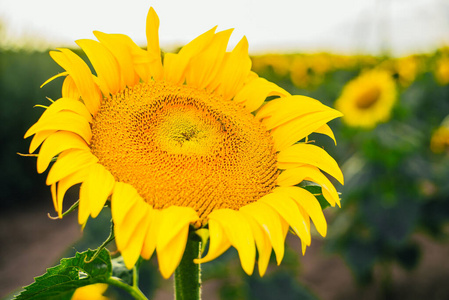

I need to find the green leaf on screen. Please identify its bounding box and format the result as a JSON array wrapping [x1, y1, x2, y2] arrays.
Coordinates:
[[14, 248, 112, 300], [299, 181, 330, 210], [111, 256, 134, 286]]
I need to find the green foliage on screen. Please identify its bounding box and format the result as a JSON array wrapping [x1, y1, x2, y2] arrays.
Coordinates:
[[14, 249, 112, 300]]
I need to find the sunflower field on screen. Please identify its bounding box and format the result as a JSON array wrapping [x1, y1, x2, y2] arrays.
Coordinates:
[[1, 44, 449, 300]]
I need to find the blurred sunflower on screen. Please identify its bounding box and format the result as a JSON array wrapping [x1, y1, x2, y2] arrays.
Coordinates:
[[335, 69, 396, 129], [25, 7, 343, 278], [434, 56, 449, 85], [71, 283, 108, 300], [430, 126, 449, 153]]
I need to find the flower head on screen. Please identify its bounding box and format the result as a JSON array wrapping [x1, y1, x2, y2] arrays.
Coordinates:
[[25, 7, 343, 278], [335, 69, 397, 129], [71, 284, 108, 300]]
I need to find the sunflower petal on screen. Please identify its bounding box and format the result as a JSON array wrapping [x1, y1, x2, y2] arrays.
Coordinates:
[[121, 204, 152, 269], [29, 130, 56, 154], [62, 75, 80, 99], [314, 124, 337, 145], [277, 143, 344, 185], [164, 26, 217, 85], [25, 111, 92, 143], [259, 192, 311, 246], [37, 131, 89, 174], [211, 36, 251, 100], [55, 168, 89, 217], [111, 182, 140, 226], [141, 209, 160, 260], [114, 199, 148, 251], [76, 39, 121, 95], [277, 165, 340, 207], [239, 211, 272, 276], [208, 209, 256, 275], [156, 206, 198, 251], [256, 95, 331, 129], [145, 7, 163, 80], [81, 163, 115, 218], [157, 224, 191, 279], [46, 149, 98, 186], [275, 186, 327, 237], [186, 29, 233, 90], [194, 219, 231, 264], [270, 110, 343, 151], [240, 202, 285, 265], [50, 49, 102, 115], [94, 31, 140, 89], [234, 78, 290, 112]]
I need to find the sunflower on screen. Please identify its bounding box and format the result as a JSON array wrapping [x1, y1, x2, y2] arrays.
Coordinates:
[[25, 7, 343, 279], [335, 69, 396, 129]]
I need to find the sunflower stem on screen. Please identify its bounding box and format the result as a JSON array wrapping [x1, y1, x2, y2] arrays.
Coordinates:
[[174, 233, 202, 300]]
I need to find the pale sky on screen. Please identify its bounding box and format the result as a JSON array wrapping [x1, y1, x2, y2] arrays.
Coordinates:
[[1, 0, 448, 55]]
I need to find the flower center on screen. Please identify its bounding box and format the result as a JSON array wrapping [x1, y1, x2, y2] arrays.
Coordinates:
[[90, 81, 278, 224], [356, 85, 381, 109]]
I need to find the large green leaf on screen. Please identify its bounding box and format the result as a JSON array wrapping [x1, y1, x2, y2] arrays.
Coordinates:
[[14, 248, 112, 300]]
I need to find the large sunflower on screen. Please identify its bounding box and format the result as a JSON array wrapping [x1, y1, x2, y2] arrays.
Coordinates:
[[25, 8, 343, 279], [335, 69, 396, 129]]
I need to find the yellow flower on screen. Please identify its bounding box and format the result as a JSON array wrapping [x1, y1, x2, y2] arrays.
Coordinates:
[[25, 7, 343, 279], [71, 284, 108, 300], [430, 126, 449, 153], [335, 69, 397, 129], [434, 56, 449, 85]]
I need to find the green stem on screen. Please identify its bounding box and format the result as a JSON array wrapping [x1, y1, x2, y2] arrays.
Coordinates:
[[106, 276, 148, 300], [174, 234, 202, 300]]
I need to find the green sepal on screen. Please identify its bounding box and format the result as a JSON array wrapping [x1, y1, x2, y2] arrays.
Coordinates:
[[13, 248, 112, 300]]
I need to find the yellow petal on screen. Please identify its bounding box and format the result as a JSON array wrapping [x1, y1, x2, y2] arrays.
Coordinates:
[[239, 211, 272, 276], [240, 202, 285, 265], [76, 39, 121, 95], [141, 209, 160, 260], [277, 143, 344, 185], [114, 199, 148, 251], [62, 75, 80, 99], [50, 49, 102, 115], [111, 182, 140, 226], [186, 29, 233, 90], [208, 209, 256, 275], [194, 219, 231, 264], [259, 192, 311, 246], [81, 164, 115, 218], [40, 71, 68, 88], [211, 36, 251, 100], [270, 110, 343, 151], [164, 26, 217, 85], [277, 165, 340, 207], [256, 95, 332, 129], [29, 130, 56, 153], [25, 111, 92, 143], [46, 149, 98, 185], [121, 204, 152, 269], [314, 124, 337, 145], [275, 186, 327, 237], [156, 206, 198, 251], [145, 7, 163, 80], [157, 224, 191, 279], [78, 182, 91, 225], [37, 131, 89, 174], [234, 77, 290, 112], [55, 168, 89, 217], [94, 31, 140, 89]]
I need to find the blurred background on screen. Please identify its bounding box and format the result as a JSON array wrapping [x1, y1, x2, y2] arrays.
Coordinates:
[[1, 0, 449, 299]]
